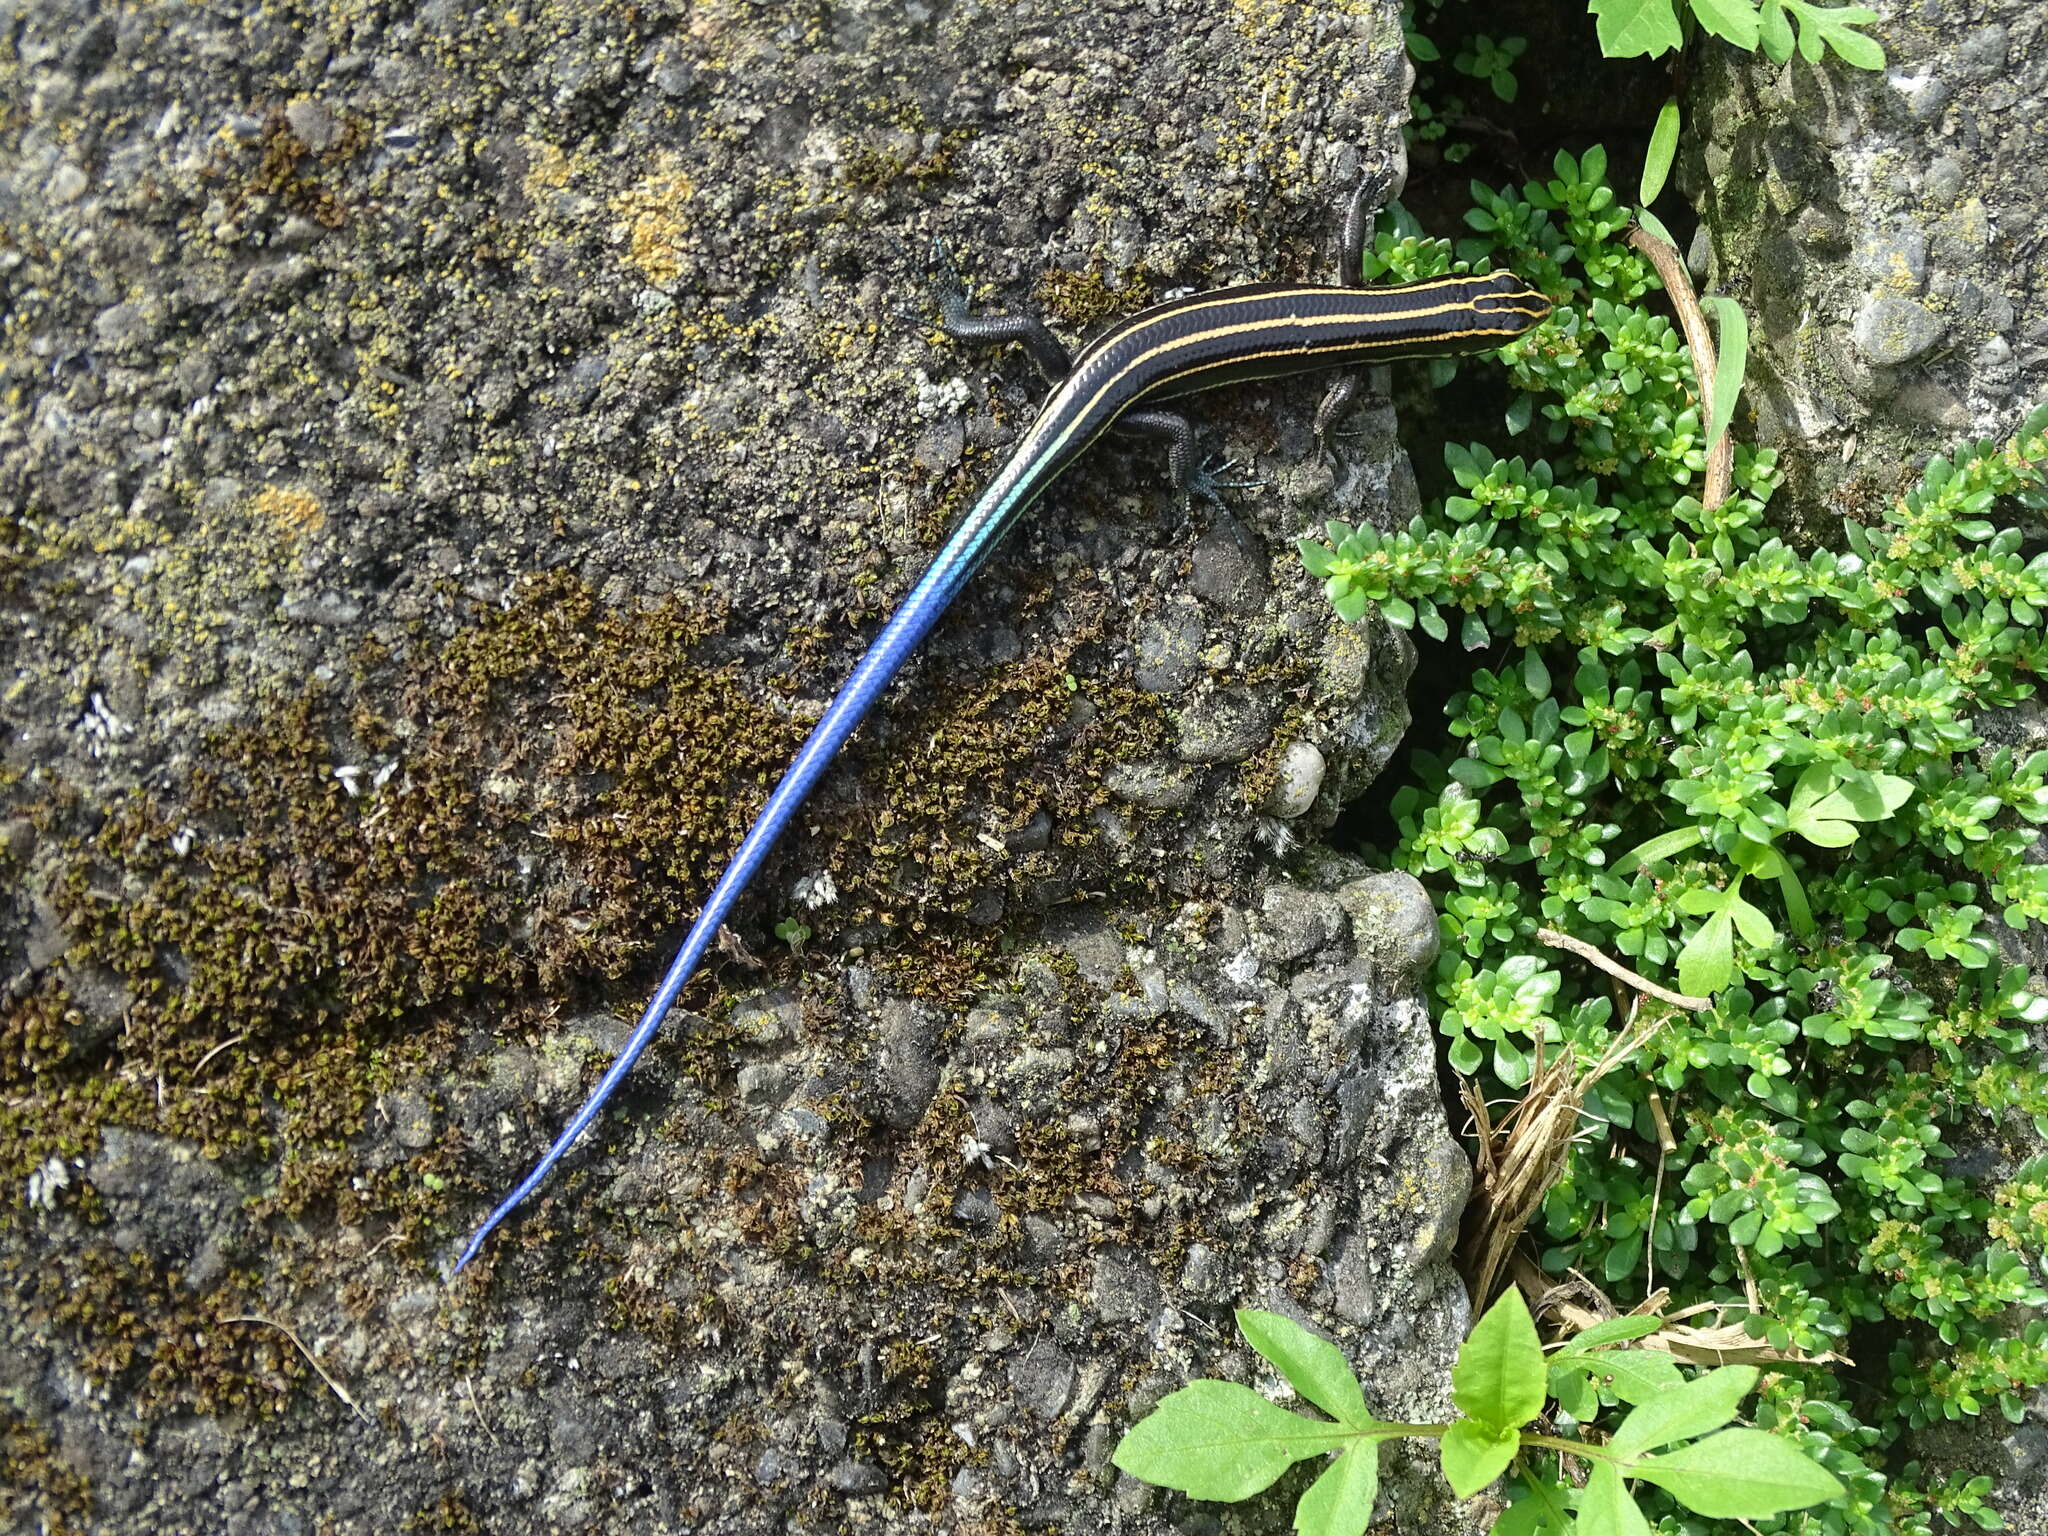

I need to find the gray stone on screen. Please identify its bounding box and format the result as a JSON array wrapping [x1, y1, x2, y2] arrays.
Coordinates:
[[1010, 1339, 1076, 1420], [1188, 515, 1270, 614], [1133, 607, 1206, 693], [1261, 739, 1327, 818], [1174, 689, 1274, 764], [1850, 294, 1946, 368], [1954, 23, 2008, 79], [1104, 759, 1196, 810], [824, 1461, 887, 1495], [1851, 224, 1927, 291], [380, 1088, 436, 1151], [1338, 872, 1441, 983], [875, 998, 940, 1130], [1252, 883, 1345, 964]]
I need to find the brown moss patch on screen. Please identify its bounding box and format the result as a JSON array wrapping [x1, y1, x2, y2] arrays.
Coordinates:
[[0, 1405, 92, 1536], [8, 1245, 309, 1420]]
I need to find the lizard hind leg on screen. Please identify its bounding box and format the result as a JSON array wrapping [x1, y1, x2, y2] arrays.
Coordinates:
[[938, 291, 1074, 384], [927, 235, 1073, 383], [1315, 167, 1400, 451]]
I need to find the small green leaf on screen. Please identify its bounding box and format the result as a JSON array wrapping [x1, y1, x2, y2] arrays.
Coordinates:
[[1727, 890, 1776, 949], [1623, 825, 1706, 868], [1561, 1315, 1663, 1350], [1609, 1365, 1759, 1457], [1640, 99, 1680, 205], [1634, 1427, 1847, 1516], [1439, 1418, 1518, 1499], [1113, 1382, 1348, 1500], [1581, 1461, 1656, 1536], [1237, 1311, 1372, 1429], [1702, 295, 1750, 452], [1497, 1468, 1576, 1536], [1758, 0, 1794, 55], [1636, 208, 1679, 249], [1294, 1446, 1380, 1536], [1523, 647, 1552, 700], [1452, 1288, 1546, 1432], [1677, 908, 1736, 996]]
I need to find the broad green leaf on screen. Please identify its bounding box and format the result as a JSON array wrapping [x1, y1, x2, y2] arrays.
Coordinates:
[[1690, 0, 1761, 48], [1439, 1418, 1518, 1499], [1580, 1461, 1656, 1536], [1702, 296, 1749, 451], [1729, 837, 1787, 879], [1727, 890, 1777, 948], [1296, 1445, 1379, 1536], [1758, 0, 1794, 55], [1452, 1288, 1546, 1432], [1550, 1364, 1597, 1420], [1583, 1348, 1688, 1406], [1609, 1365, 1759, 1457], [1793, 816, 1860, 848], [1777, 864, 1814, 936], [1640, 99, 1680, 205], [1820, 770, 1915, 821], [1561, 1316, 1663, 1350], [1634, 1427, 1847, 1516], [1588, 0, 1685, 57], [1113, 1382, 1348, 1500], [1237, 1311, 1372, 1428], [1797, 3, 1886, 68], [1678, 908, 1736, 996]]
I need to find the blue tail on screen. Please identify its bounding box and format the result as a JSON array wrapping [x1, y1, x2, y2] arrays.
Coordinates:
[[451, 480, 1025, 1273]]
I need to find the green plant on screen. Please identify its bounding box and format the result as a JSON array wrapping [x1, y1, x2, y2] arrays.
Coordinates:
[[1454, 33, 1529, 103], [1303, 147, 2048, 1533], [1114, 1295, 1843, 1535], [1401, 3, 1529, 166], [1588, 0, 1885, 68]]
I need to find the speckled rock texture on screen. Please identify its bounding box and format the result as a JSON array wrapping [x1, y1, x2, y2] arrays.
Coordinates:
[[1688, 0, 2048, 514], [1688, 7, 2047, 1526], [0, 0, 1490, 1531]]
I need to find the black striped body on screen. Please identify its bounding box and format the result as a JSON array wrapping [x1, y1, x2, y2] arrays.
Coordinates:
[[970, 272, 1550, 563]]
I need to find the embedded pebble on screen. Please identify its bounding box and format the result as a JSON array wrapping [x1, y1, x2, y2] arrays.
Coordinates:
[[1851, 294, 1946, 368]]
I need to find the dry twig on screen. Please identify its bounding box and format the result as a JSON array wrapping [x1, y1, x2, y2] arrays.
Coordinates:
[[1626, 223, 1734, 512], [1536, 927, 1711, 1011], [222, 1313, 371, 1424]]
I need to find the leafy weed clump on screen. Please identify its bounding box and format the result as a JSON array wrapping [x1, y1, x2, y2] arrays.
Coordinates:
[[1302, 149, 2048, 1532]]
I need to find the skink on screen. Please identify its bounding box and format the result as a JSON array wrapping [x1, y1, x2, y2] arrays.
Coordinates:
[[454, 179, 1549, 1274]]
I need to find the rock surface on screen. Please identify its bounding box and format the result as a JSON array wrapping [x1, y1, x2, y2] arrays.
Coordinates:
[[0, 1, 1487, 1532], [1689, 0, 2048, 515]]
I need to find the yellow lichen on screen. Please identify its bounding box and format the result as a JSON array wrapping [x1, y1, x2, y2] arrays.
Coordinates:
[[612, 154, 698, 286]]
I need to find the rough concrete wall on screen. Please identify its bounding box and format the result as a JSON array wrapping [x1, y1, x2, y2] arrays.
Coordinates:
[[1, 1, 1487, 1531]]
